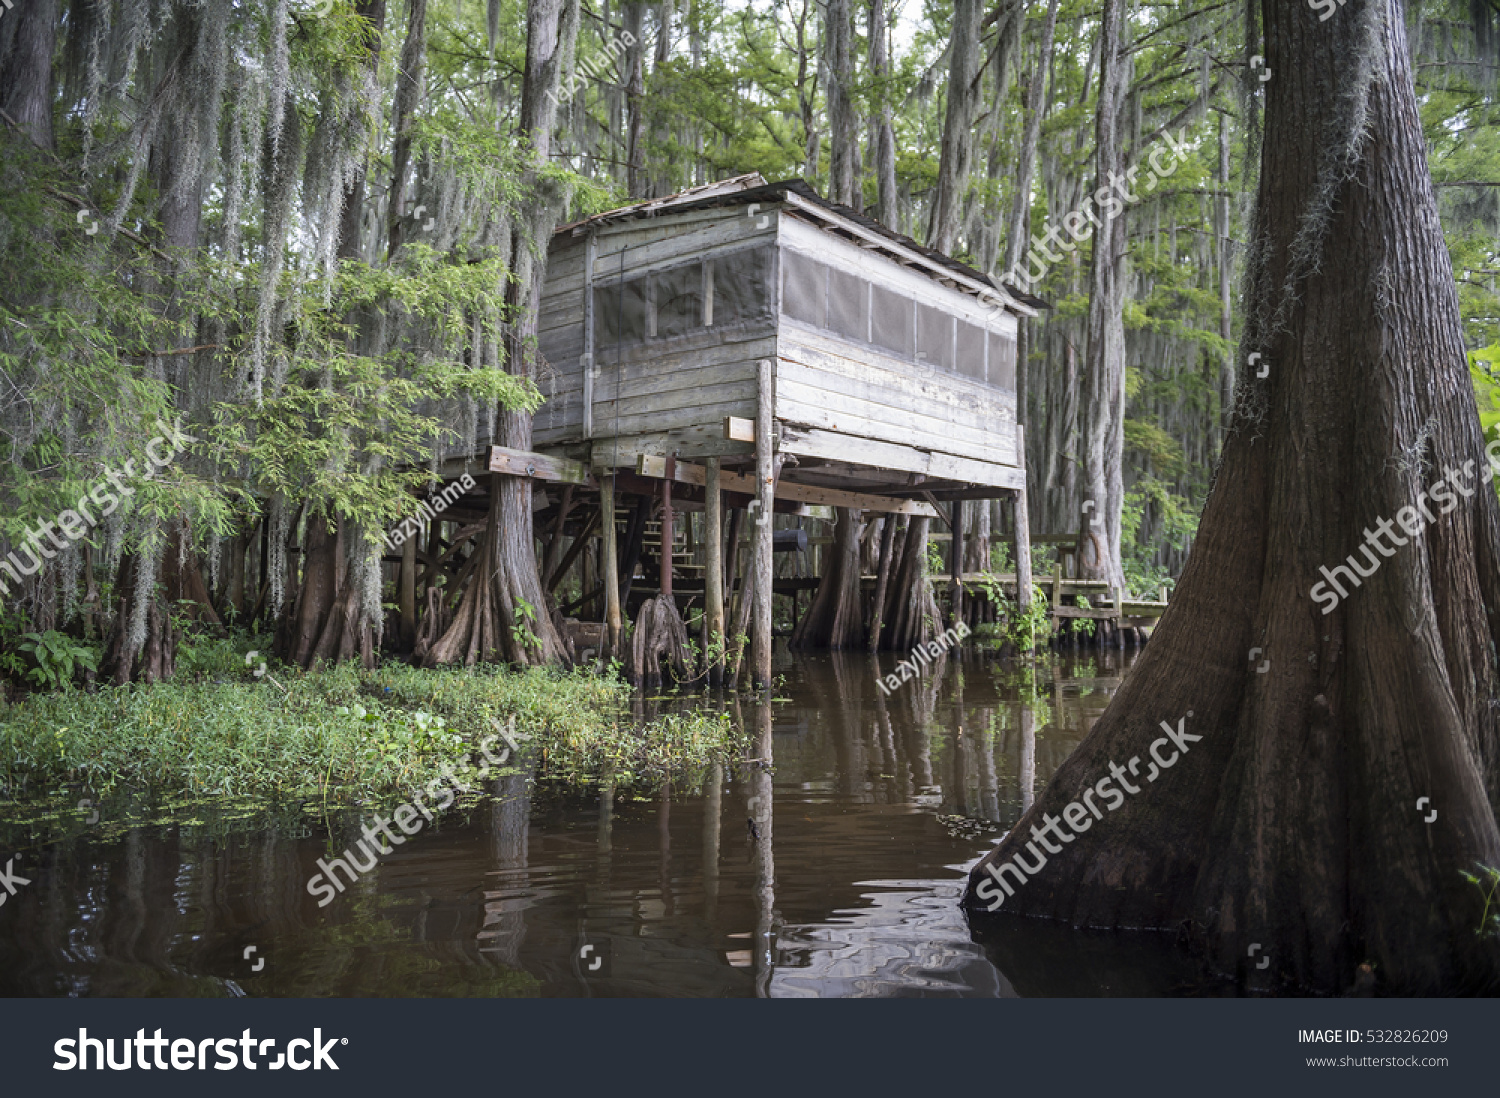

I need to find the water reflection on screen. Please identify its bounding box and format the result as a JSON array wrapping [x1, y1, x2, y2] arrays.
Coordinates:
[[0, 647, 1203, 997]]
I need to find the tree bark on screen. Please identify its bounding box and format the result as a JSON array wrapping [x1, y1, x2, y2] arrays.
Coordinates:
[[0, 0, 57, 150], [791, 507, 864, 648], [623, 2, 648, 198], [825, 0, 860, 207], [1002, 0, 1060, 273], [928, 0, 982, 253], [867, 0, 898, 227], [966, 0, 1500, 996], [387, 0, 428, 260], [1075, 0, 1128, 587], [422, 0, 578, 667]]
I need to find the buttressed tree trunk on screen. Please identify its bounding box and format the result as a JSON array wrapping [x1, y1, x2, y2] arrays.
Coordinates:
[[791, 507, 864, 649], [965, 0, 1500, 996], [423, 0, 577, 667]]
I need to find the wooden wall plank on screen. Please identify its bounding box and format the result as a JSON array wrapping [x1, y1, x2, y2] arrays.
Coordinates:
[[779, 426, 1025, 489]]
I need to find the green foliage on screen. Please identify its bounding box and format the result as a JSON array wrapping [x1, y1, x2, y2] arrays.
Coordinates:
[[1469, 347, 1500, 500], [926, 539, 944, 575], [1071, 596, 1096, 638], [12, 631, 99, 692], [0, 662, 743, 804], [510, 597, 543, 654], [1460, 864, 1500, 937], [1122, 476, 1199, 597]]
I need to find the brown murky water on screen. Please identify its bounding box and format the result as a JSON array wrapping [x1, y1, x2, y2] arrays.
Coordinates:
[[0, 649, 1203, 997]]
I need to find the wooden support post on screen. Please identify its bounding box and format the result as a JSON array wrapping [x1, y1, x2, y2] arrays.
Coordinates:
[[399, 530, 417, 646], [583, 231, 597, 439], [542, 484, 574, 590], [1013, 435, 1033, 615], [660, 455, 675, 600], [602, 475, 622, 657], [1051, 562, 1063, 611], [950, 500, 964, 627], [752, 358, 776, 689], [868, 515, 898, 652], [705, 457, 726, 686], [547, 507, 600, 591]]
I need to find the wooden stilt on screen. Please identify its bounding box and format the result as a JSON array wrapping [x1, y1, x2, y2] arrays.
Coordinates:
[[541, 484, 574, 590], [705, 457, 726, 687], [950, 499, 964, 628], [660, 456, 675, 600], [399, 529, 417, 647], [602, 474, 622, 657], [868, 514, 898, 652], [1013, 428, 1033, 616], [752, 358, 776, 689]]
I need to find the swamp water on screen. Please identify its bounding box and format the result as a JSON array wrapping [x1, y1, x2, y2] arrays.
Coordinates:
[[0, 650, 1205, 997]]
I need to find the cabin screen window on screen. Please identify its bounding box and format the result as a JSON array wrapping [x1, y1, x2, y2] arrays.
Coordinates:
[[988, 330, 1016, 391], [782, 250, 826, 328], [594, 247, 773, 358], [655, 263, 701, 340], [915, 302, 955, 371], [597, 274, 650, 350], [956, 320, 986, 384], [870, 285, 913, 359], [711, 245, 774, 328], [826, 266, 868, 342]]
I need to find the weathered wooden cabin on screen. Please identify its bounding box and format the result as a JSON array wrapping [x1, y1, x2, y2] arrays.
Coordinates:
[[435, 174, 1041, 684], [533, 173, 1032, 494]]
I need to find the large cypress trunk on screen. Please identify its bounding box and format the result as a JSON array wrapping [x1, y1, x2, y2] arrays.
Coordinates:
[[965, 0, 1500, 995], [422, 0, 577, 667]]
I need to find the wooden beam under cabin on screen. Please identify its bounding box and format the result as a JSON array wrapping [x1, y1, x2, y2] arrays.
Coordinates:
[[723, 416, 756, 442], [488, 445, 598, 487], [633, 453, 939, 518]]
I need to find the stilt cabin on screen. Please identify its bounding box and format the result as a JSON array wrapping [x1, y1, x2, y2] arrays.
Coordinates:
[[531, 173, 1035, 493], [426, 173, 1042, 685]]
